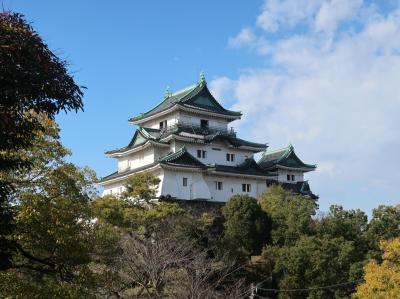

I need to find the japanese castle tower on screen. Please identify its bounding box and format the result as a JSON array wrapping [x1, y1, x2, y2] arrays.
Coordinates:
[[99, 75, 317, 201]]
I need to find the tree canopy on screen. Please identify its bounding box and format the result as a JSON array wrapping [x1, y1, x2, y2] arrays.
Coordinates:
[[0, 12, 84, 270], [354, 237, 400, 299], [222, 194, 270, 259]]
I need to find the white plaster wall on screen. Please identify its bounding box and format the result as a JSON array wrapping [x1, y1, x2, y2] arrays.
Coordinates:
[[101, 181, 126, 196], [179, 112, 228, 130], [118, 157, 129, 172], [141, 112, 179, 129], [277, 170, 304, 183], [175, 141, 254, 166], [102, 169, 163, 198], [204, 175, 265, 202], [160, 169, 211, 200], [160, 170, 266, 202], [117, 148, 155, 172]]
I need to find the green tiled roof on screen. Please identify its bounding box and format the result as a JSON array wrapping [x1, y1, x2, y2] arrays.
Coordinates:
[[98, 162, 159, 183], [258, 144, 316, 171], [159, 125, 266, 150], [129, 81, 242, 122], [208, 158, 272, 177], [267, 180, 318, 199], [105, 127, 168, 155], [159, 147, 206, 168]]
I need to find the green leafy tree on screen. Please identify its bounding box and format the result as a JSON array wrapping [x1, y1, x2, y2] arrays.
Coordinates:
[[222, 194, 270, 259], [0, 119, 118, 297], [123, 172, 161, 202], [262, 236, 359, 299], [259, 185, 317, 246], [92, 195, 184, 229], [316, 205, 368, 255], [366, 205, 400, 258], [0, 12, 84, 270]]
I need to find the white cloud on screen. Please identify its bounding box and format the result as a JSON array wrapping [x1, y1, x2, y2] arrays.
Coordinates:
[[218, 1, 400, 212], [256, 0, 323, 32], [315, 0, 363, 33], [228, 28, 256, 48], [209, 77, 235, 105]]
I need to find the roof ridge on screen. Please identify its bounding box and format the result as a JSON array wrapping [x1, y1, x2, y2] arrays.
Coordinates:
[[175, 82, 204, 104], [158, 146, 187, 162], [263, 144, 292, 156], [171, 83, 198, 97]]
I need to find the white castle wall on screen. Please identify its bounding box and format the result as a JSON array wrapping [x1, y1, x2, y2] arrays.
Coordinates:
[[160, 169, 267, 202], [175, 141, 254, 166], [277, 170, 304, 183], [140, 111, 231, 131], [117, 147, 155, 172]]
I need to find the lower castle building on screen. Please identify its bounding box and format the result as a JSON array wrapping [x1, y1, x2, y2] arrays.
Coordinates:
[[99, 75, 317, 201]]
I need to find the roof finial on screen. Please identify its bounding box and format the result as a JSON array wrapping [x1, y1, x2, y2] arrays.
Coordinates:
[[164, 85, 172, 98], [199, 71, 206, 85]]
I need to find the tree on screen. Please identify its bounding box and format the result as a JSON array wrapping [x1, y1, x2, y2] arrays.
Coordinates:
[[366, 205, 400, 258], [354, 237, 400, 299], [262, 235, 360, 299], [0, 12, 84, 270], [222, 194, 270, 259], [259, 185, 317, 246], [92, 195, 184, 230], [0, 119, 117, 297], [316, 205, 368, 255], [111, 218, 248, 298], [123, 172, 161, 203]]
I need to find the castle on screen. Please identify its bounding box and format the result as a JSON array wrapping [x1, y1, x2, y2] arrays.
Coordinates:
[[99, 75, 317, 201]]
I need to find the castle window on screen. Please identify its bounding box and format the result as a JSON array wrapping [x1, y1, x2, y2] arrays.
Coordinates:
[[291, 174, 295, 181], [226, 153, 235, 162], [159, 120, 167, 130], [242, 184, 251, 192], [182, 177, 188, 187], [197, 150, 206, 159], [287, 174, 291, 181], [215, 181, 223, 190], [200, 119, 209, 129]]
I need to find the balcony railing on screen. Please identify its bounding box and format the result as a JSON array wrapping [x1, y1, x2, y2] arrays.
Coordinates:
[[162, 120, 236, 136]]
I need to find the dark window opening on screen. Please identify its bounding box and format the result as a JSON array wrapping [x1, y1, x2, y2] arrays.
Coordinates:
[[197, 150, 206, 159], [215, 181, 223, 190], [200, 119, 209, 129], [226, 153, 235, 162], [183, 177, 188, 187], [242, 183, 251, 192], [159, 120, 167, 130]]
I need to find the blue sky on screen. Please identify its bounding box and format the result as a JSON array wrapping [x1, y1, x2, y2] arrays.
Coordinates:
[[8, 0, 400, 215]]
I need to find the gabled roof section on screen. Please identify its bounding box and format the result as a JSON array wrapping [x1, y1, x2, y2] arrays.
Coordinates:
[[98, 162, 159, 184], [129, 78, 242, 123], [158, 126, 266, 151], [258, 144, 316, 171], [207, 158, 274, 177], [159, 147, 206, 169], [105, 127, 168, 156], [267, 180, 319, 199]]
